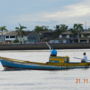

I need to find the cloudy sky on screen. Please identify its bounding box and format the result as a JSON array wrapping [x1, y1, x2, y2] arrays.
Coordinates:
[[0, 0, 90, 30]]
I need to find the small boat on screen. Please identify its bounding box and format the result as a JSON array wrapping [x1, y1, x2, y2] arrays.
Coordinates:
[[0, 56, 90, 70]]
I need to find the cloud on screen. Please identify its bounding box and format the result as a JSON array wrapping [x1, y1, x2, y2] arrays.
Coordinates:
[[42, 4, 90, 20], [16, 1, 90, 22], [37, 0, 90, 27], [4, 0, 90, 29]]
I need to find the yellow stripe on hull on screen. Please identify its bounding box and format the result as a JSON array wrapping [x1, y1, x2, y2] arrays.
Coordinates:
[[0, 56, 90, 67]]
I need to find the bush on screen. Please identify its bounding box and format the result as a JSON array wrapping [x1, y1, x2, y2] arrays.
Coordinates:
[[13, 39, 19, 43]]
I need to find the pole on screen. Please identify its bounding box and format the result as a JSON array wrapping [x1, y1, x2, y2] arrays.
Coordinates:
[[45, 42, 52, 50]]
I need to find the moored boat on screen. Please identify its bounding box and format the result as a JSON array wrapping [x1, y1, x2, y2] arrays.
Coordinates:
[[0, 56, 90, 70]]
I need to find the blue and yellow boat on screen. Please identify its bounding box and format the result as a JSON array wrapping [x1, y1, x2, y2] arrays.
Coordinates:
[[0, 56, 90, 70]]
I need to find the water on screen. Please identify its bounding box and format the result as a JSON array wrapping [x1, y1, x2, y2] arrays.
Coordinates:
[[0, 49, 90, 90]]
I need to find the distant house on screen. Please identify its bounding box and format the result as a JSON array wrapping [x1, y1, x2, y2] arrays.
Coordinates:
[[59, 31, 72, 43], [0, 33, 5, 42], [0, 31, 39, 44], [4, 31, 17, 43], [0, 31, 25, 44], [27, 32, 40, 43], [59, 31, 90, 44], [40, 31, 54, 41], [1, 30, 90, 44], [0, 31, 17, 44], [49, 31, 90, 44], [4, 31, 31, 44]]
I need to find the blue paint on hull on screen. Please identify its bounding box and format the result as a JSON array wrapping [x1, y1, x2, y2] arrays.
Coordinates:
[[0, 60, 66, 70], [0, 59, 90, 70]]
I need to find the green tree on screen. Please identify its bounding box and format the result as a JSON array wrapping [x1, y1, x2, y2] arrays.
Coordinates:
[[0, 26, 8, 42], [34, 26, 49, 33], [15, 24, 27, 44], [70, 24, 84, 43], [54, 24, 68, 38], [71, 24, 83, 34]]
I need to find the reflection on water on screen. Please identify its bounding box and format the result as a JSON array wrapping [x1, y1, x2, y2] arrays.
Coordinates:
[[0, 49, 90, 90]]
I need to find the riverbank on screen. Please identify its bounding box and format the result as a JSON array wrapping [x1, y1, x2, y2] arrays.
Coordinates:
[[0, 43, 89, 50]]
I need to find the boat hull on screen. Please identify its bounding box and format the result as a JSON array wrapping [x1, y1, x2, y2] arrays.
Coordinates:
[[0, 59, 67, 70], [0, 57, 90, 70]]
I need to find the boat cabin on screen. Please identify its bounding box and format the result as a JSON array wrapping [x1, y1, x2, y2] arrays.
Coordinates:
[[49, 56, 69, 63]]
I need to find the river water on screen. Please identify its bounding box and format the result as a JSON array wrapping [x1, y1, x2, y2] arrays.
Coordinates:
[[0, 49, 90, 90]]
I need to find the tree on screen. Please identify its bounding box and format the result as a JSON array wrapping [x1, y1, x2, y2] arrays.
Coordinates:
[[54, 24, 68, 38], [70, 24, 84, 43], [71, 24, 83, 34], [0, 26, 8, 42], [55, 24, 68, 32], [15, 24, 27, 44], [34, 26, 49, 33]]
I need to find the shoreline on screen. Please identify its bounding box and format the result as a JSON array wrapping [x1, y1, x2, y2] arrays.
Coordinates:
[[0, 43, 89, 50]]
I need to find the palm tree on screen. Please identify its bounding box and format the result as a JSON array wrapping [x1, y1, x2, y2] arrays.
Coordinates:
[[15, 24, 27, 44], [34, 25, 49, 33], [0, 26, 8, 42], [54, 24, 68, 38], [70, 24, 84, 43], [73, 24, 83, 33]]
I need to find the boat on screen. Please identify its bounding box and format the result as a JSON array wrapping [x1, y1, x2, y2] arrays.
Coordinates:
[[0, 56, 90, 70]]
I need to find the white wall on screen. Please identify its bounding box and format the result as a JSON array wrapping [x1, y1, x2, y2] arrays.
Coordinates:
[[5, 36, 16, 41]]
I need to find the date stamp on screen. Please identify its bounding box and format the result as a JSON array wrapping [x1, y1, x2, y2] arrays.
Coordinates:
[[75, 78, 89, 84]]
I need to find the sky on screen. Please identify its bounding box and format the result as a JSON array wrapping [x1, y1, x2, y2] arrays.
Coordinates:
[[0, 0, 90, 30]]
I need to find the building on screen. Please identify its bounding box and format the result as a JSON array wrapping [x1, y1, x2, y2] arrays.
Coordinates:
[[27, 32, 40, 43], [0, 31, 28, 44], [0, 30, 90, 44], [59, 31, 90, 44], [4, 31, 17, 43], [0, 31, 17, 44]]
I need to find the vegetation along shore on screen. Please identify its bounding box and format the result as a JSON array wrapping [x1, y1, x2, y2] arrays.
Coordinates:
[[0, 23, 90, 50]]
